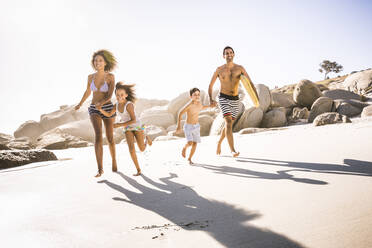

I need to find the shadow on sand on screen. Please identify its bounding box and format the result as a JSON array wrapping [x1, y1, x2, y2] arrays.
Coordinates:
[[197, 157, 372, 185], [98, 172, 306, 248]]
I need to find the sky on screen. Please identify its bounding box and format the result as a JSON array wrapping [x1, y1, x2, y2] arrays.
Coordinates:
[[0, 0, 371, 134]]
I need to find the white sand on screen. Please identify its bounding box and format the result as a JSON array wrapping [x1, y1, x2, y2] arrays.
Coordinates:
[[1, 118, 372, 248]]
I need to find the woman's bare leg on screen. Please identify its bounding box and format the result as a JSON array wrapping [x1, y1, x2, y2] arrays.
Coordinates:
[[103, 117, 117, 172], [90, 114, 104, 177]]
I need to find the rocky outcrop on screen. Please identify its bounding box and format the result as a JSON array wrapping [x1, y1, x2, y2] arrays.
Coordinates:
[[35, 129, 90, 150], [271, 92, 296, 108], [140, 106, 175, 129], [0, 149, 57, 169], [40, 105, 88, 131], [7, 137, 34, 150], [198, 115, 214, 136], [313, 112, 351, 126], [343, 69, 372, 95], [14, 120, 45, 141], [323, 89, 362, 101], [361, 105, 372, 118], [256, 84, 272, 112], [293, 80, 322, 108], [308, 97, 334, 123], [290, 107, 310, 121], [336, 102, 362, 117]]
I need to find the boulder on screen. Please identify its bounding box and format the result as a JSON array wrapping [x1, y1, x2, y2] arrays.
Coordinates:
[[140, 106, 175, 129], [291, 107, 310, 121], [145, 125, 167, 141], [39, 104, 89, 131], [334, 99, 370, 110], [233, 107, 263, 132], [313, 112, 351, 126], [343, 69, 372, 94], [199, 108, 219, 118], [198, 115, 214, 136], [0, 149, 57, 169], [293, 79, 322, 108], [0, 143, 10, 150], [323, 89, 362, 101], [260, 107, 287, 128], [135, 98, 169, 117], [271, 92, 296, 108], [256, 84, 272, 112], [308, 97, 334, 123], [56, 119, 95, 142], [167, 91, 208, 118], [0, 133, 13, 143], [35, 129, 90, 150], [7, 137, 34, 150], [14, 120, 45, 141], [336, 102, 362, 117], [361, 105, 372, 118], [316, 84, 329, 92]]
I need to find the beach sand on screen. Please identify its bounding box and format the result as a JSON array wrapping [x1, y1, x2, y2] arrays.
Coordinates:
[[1, 118, 372, 248]]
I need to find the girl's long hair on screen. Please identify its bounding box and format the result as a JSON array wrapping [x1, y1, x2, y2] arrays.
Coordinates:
[[115, 82, 137, 103]]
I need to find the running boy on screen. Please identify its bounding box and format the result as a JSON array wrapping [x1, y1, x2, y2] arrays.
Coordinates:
[[175, 88, 211, 165]]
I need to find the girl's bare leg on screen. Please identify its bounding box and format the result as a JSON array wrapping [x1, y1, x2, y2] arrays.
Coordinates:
[[133, 130, 147, 152], [125, 131, 141, 176]]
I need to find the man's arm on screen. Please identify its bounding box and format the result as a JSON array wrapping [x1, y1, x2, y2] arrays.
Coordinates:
[[208, 68, 219, 107]]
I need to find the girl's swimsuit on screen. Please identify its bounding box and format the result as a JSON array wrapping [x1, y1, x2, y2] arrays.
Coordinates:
[[117, 101, 144, 132]]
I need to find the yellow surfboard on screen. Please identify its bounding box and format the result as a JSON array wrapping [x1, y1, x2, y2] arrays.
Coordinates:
[[240, 74, 260, 107]]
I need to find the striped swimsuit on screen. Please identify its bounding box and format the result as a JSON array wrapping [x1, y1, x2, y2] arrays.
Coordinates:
[[88, 73, 116, 119], [218, 92, 240, 120]]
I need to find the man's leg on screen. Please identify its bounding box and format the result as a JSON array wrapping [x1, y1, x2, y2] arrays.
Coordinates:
[[224, 116, 239, 157]]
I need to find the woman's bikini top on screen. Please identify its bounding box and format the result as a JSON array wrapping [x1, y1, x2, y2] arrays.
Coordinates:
[[90, 73, 109, 92]]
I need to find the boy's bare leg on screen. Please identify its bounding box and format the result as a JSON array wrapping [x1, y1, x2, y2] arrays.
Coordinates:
[[224, 116, 239, 157], [188, 142, 197, 165], [125, 131, 142, 176], [182, 141, 193, 158]]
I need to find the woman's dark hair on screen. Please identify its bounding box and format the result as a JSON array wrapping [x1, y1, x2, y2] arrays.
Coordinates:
[[189, 87, 200, 96], [91, 49, 117, 72], [223, 46, 235, 55], [115, 82, 137, 103]]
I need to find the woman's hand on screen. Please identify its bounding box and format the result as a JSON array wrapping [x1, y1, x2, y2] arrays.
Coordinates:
[[95, 102, 102, 109], [75, 103, 81, 110]]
